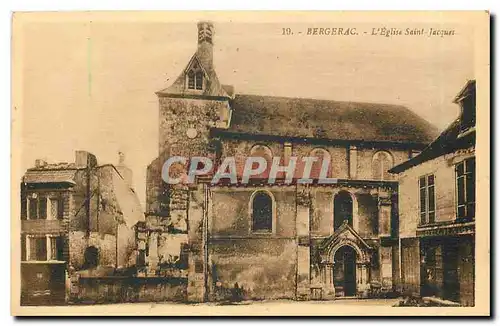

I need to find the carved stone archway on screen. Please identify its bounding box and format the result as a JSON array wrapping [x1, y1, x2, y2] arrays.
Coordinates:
[[317, 221, 372, 299]]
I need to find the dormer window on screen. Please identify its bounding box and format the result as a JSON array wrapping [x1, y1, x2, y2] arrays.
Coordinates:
[[460, 93, 476, 133], [195, 72, 203, 90], [187, 63, 204, 90], [456, 80, 476, 135], [188, 71, 195, 89]]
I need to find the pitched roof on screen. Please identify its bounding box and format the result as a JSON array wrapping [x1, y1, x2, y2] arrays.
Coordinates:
[[23, 169, 77, 185], [111, 171, 145, 227], [156, 53, 231, 98], [390, 79, 476, 173], [225, 94, 439, 144], [389, 117, 475, 173], [453, 80, 476, 104]]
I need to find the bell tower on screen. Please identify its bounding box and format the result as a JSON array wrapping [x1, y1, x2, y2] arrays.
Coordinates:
[[155, 21, 232, 157], [149, 21, 233, 303]]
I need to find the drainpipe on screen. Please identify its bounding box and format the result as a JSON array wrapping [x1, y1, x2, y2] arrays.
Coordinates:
[[203, 183, 209, 302], [116, 217, 119, 271], [85, 160, 91, 245], [399, 237, 402, 281]]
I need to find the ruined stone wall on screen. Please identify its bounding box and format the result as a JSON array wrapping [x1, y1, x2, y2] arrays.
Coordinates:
[[69, 166, 138, 270], [69, 231, 117, 269], [117, 224, 136, 269], [140, 215, 189, 274], [145, 151, 170, 217]]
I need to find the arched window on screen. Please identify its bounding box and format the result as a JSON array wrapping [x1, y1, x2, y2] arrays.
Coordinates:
[[186, 62, 204, 90], [83, 246, 99, 269], [195, 72, 203, 90], [309, 148, 331, 180], [187, 71, 195, 89], [249, 145, 273, 179], [251, 191, 274, 232], [372, 151, 394, 180], [334, 191, 353, 230]]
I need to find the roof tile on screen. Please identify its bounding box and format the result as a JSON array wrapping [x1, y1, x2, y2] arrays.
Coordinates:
[[227, 94, 439, 143]]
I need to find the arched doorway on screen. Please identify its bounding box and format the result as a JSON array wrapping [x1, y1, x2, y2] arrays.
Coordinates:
[[334, 191, 353, 230], [83, 246, 99, 270], [333, 246, 357, 297]]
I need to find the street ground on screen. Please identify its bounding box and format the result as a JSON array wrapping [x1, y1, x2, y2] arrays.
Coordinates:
[[59, 298, 404, 316], [76, 298, 402, 307], [17, 298, 408, 316]]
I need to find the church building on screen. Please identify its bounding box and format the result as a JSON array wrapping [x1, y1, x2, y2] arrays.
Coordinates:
[[145, 21, 438, 302]]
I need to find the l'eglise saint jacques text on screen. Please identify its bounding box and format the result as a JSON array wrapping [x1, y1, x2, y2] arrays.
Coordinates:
[[292, 27, 455, 37]]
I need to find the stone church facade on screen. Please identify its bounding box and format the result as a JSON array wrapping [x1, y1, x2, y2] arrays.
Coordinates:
[[145, 21, 438, 302]]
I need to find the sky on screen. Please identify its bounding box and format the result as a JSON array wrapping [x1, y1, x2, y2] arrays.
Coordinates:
[[18, 15, 475, 208]]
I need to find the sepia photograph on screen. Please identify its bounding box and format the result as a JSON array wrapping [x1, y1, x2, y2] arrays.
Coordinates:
[[10, 11, 490, 316]]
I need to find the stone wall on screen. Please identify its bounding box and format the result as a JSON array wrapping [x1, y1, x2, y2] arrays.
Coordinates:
[[457, 235, 475, 306], [209, 239, 297, 300], [219, 139, 410, 182], [158, 97, 229, 157], [76, 277, 187, 303], [69, 231, 117, 269], [69, 166, 139, 270], [207, 186, 297, 300], [210, 186, 296, 237], [152, 93, 423, 302]]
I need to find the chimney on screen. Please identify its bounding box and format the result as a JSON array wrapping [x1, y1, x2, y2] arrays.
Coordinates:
[[196, 21, 214, 71], [34, 159, 47, 168], [75, 150, 98, 168]]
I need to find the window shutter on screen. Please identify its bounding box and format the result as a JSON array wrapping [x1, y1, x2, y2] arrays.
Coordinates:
[[419, 176, 427, 224], [29, 198, 38, 220], [56, 237, 65, 261], [20, 183, 27, 220], [29, 237, 37, 260], [39, 197, 47, 219], [21, 235, 26, 261]]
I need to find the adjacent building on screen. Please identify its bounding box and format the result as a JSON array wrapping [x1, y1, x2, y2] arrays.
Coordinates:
[[145, 21, 439, 302], [390, 80, 476, 306], [20, 151, 144, 305]]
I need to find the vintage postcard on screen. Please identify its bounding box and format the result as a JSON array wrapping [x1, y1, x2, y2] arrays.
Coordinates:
[[11, 11, 490, 316]]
